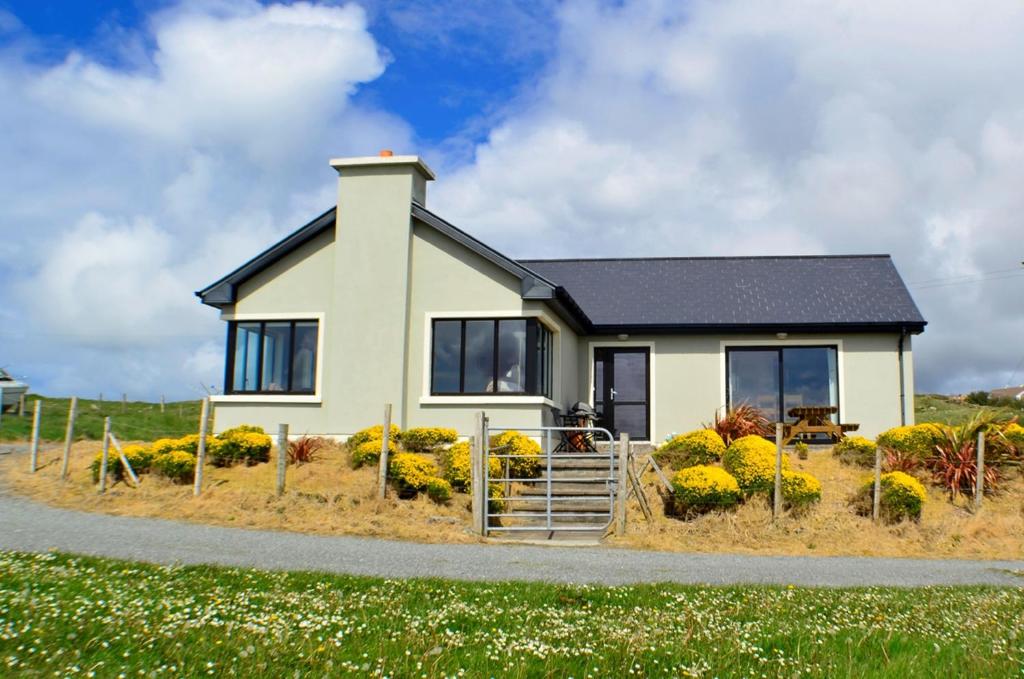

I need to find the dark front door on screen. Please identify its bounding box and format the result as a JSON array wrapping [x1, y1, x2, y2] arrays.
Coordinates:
[[593, 347, 650, 440]]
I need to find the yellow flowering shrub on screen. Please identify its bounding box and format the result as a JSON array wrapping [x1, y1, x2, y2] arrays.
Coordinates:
[[875, 423, 943, 460], [489, 431, 541, 479], [151, 435, 220, 458], [425, 477, 453, 504], [855, 471, 927, 523], [1004, 423, 1024, 453], [832, 436, 876, 466], [388, 453, 438, 494], [90, 444, 154, 483], [401, 427, 458, 452], [722, 435, 789, 493], [780, 471, 822, 512], [670, 465, 742, 516], [350, 438, 398, 468], [440, 441, 501, 492], [348, 424, 401, 449], [655, 429, 726, 469], [153, 450, 195, 483], [211, 429, 271, 467]]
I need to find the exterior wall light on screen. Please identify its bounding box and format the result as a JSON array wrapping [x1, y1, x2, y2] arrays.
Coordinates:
[[776, 332, 788, 340], [617, 333, 629, 341]]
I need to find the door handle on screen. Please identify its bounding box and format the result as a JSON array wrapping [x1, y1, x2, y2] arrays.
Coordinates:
[[610, 388, 617, 401]]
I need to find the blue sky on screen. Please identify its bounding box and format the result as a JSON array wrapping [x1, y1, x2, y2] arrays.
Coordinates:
[[0, 0, 554, 145], [1, 0, 1023, 401]]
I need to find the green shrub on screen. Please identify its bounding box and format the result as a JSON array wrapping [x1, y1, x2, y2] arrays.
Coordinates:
[[425, 477, 453, 504], [655, 429, 726, 469], [794, 441, 809, 460], [212, 430, 271, 467], [349, 424, 401, 449], [388, 453, 438, 494], [721, 435, 789, 494], [854, 471, 927, 523], [489, 431, 541, 479], [780, 471, 821, 512], [402, 427, 458, 452], [832, 436, 877, 467], [153, 450, 196, 483], [669, 465, 742, 516], [351, 438, 397, 468], [875, 424, 943, 460]]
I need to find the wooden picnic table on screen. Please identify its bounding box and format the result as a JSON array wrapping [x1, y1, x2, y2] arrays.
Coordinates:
[[781, 406, 859, 446]]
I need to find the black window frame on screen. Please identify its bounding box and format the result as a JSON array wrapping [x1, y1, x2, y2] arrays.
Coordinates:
[[225, 319, 319, 395], [725, 345, 840, 423], [430, 317, 553, 398]]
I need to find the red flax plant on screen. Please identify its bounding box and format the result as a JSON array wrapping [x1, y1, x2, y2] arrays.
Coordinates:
[[705, 404, 773, 445], [287, 436, 329, 465], [927, 412, 1007, 500]]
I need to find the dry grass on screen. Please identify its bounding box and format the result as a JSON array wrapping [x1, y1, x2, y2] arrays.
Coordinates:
[[611, 450, 1024, 560], [4, 441, 1023, 560], [2, 440, 479, 545]]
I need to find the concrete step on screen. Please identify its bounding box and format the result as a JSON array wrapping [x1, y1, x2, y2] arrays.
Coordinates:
[[493, 513, 611, 526], [517, 483, 611, 496], [501, 498, 612, 512]]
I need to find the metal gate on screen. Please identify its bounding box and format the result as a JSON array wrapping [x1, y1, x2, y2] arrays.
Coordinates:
[[483, 424, 617, 535]]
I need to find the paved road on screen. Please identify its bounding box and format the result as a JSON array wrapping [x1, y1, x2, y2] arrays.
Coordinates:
[[1, 486, 1021, 587]]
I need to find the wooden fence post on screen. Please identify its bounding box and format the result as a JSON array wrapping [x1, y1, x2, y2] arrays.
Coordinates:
[[29, 399, 41, 473], [471, 411, 486, 535], [276, 423, 289, 497], [193, 397, 210, 497], [18, 394, 25, 417], [975, 430, 985, 511], [615, 432, 630, 536], [160, 395, 166, 413], [60, 397, 78, 481], [872, 440, 882, 522], [98, 417, 111, 493], [377, 404, 392, 500], [121, 393, 127, 413], [773, 423, 784, 519]]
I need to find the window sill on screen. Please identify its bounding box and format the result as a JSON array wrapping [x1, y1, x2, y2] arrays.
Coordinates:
[[210, 394, 322, 404], [420, 395, 558, 408]]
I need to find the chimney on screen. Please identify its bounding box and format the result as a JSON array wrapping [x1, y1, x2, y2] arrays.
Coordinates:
[[326, 152, 435, 428]]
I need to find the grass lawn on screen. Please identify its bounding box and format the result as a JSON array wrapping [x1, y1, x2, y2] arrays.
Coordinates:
[[0, 552, 1021, 678], [915, 393, 1018, 425], [0, 396, 202, 442]]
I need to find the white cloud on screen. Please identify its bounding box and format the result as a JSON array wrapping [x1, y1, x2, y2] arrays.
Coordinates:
[[433, 0, 1024, 393], [0, 1, 410, 399]]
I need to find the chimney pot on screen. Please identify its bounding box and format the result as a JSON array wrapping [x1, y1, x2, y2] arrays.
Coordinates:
[[379, 149, 394, 157]]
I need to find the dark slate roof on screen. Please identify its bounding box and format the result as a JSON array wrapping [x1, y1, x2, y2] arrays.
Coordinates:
[[517, 255, 926, 332]]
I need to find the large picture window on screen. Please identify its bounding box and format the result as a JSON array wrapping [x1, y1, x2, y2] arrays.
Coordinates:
[[226, 320, 318, 394], [726, 346, 838, 423], [431, 318, 553, 397]]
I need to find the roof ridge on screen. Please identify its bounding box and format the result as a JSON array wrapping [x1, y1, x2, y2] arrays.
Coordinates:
[[517, 254, 893, 263]]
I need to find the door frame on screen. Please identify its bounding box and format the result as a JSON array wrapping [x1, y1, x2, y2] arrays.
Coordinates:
[[588, 341, 656, 442]]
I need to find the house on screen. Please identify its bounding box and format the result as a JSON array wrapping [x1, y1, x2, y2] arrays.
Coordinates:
[[990, 386, 1024, 401], [196, 152, 926, 442]]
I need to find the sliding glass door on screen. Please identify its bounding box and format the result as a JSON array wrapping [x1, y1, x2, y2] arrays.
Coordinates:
[[726, 346, 838, 423]]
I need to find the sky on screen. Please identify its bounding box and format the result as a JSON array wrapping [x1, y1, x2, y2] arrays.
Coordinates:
[[0, 0, 1022, 402]]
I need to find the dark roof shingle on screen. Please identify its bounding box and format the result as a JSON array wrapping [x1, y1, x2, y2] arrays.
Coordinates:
[[518, 255, 926, 331]]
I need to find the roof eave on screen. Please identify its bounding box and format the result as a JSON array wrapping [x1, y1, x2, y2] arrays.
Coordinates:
[[586, 321, 927, 335]]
